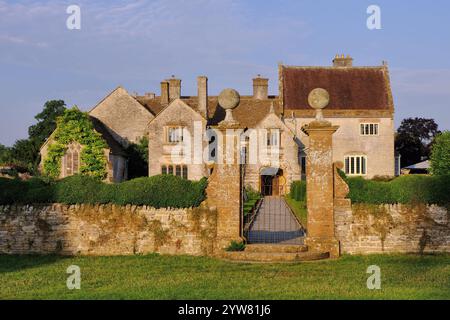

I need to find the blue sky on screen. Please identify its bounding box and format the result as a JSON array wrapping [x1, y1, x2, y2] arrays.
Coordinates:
[[1, 0, 449, 146]]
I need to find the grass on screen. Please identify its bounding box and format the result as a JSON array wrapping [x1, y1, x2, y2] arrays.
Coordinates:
[[285, 195, 307, 227], [0, 254, 449, 300]]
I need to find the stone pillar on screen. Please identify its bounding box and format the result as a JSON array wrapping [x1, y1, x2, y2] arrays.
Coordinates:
[[205, 89, 244, 251], [303, 120, 340, 258]]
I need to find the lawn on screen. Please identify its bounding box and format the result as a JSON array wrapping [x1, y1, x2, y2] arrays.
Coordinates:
[[285, 195, 307, 227], [0, 254, 449, 299]]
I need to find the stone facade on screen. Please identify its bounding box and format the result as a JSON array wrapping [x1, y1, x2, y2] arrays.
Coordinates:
[[335, 203, 450, 254], [0, 204, 217, 256], [147, 99, 208, 180], [287, 117, 395, 178], [89, 87, 154, 146]]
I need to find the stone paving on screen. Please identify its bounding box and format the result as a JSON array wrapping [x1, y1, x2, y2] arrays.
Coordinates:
[[247, 196, 305, 244]]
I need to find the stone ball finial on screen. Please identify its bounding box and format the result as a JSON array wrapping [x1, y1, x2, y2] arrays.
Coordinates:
[[218, 88, 240, 110], [308, 88, 330, 121]]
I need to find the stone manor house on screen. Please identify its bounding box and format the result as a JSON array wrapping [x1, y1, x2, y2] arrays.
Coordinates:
[[40, 55, 397, 195]]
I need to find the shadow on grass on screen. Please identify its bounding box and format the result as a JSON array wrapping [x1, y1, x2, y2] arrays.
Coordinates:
[[0, 254, 71, 274]]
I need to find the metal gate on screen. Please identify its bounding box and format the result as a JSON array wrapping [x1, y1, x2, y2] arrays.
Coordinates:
[[243, 176, 305, 244]]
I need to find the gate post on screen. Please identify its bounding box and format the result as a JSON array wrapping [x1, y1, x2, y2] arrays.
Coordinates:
[[206, 89, 244, 251], [303, 88, 340, 258]]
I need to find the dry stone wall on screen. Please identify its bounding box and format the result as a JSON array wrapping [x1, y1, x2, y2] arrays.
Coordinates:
[[335, 203, 450, 254], [0, 204, 217, 256]]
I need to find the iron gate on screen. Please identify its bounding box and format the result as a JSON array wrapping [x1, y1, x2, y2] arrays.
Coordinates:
[[243, 176, 305, 244]]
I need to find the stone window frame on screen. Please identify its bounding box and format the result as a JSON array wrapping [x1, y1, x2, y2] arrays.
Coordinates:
[[359, 123, 379, 136], [344, 155, 367, 176], [165, 126, 185, 144], [266, 128, 281, 147], [62, 142, 82, 177], [161, 164, 189, 179]]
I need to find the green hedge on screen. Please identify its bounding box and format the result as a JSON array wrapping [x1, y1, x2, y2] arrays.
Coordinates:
[[289, 180, 306, 202], [0, 175, 207, 208], [346, 175, 450, 206]]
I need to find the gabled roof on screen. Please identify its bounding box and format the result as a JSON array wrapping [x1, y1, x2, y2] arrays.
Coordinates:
[[404, 160, 430, 170], [89, 116, 127, 156], [280, 65, 394, 111], [136, 95, 282, 128]]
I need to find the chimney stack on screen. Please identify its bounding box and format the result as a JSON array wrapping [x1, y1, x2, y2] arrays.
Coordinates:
[[253, 75, 269, 100], [168, 76, 181, 101], [332, 54, 353, 67], [160, 81, 169, 105], [197, 76, 208, 118]]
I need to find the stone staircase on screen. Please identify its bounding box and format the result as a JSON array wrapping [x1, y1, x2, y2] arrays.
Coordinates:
[[221, 244, 330, 263]]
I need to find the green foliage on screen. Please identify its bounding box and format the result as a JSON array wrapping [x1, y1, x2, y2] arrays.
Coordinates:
[[43, 107, 108, 179], [245, 186, 261, 201], [226, 240, 246, 252], [126, 136, 149, 179], [395, 118, 440, 167], [289, 180, 306, 202], [0, 144, 12, 165], [347, 175, 450, 206], [430, 131, 450, 176], [114, 175, 208, 208], [0, 175, 208, 208], [1, 100, 66, 173]]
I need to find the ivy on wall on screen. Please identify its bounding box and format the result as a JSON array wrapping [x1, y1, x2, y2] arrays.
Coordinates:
[[43, 107, 108, 179]]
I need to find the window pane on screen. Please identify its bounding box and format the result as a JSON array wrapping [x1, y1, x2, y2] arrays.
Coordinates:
[[350, 157, 355, 174], [356, 157, 361, 174], [168, 165, 173, 175], [182, 166, 188, 179], [73, 151, 79, 174], [360, 124, 364, 135], [374, 124, 378, 135], [345, 157, 349, 174], [66, 151, 73, 176], [370, 124, 374, 135], [362, 157, 366, 175], [162, 165, 167, 174], [176, 165, 181, 177]]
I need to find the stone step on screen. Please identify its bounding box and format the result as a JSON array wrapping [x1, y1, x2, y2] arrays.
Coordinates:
[[245, 244, 308, 253], [221, 251, 330, 263]]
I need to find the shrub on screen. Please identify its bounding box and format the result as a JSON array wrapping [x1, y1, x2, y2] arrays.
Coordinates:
[[289, 181, 306, 202], [245, 186, 261, 201], [430, 131, 450, 176], [0, 175, 208, 208], [347, 175, 450, 206], [115, 175, 208, 208], [226, 240, 246, 252]]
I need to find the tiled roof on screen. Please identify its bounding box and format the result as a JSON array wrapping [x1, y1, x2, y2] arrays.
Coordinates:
[[135, 95, 282, 128], [281, 66, 393, 111]]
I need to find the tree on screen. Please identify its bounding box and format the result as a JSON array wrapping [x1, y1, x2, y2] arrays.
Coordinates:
[[28, 100, 66, 147], [0, 144, 12, 165], [395, 118, 440, 167], [430, 131, 450, 176], [7, 100, 66, 173], [126, 136, 149, 179]]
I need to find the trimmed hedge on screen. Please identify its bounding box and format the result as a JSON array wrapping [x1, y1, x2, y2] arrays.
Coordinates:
[[288, 175, 450, 206], [0, 175, 208, 208], [346, 175, 450, 206], [289, 180, 306, 202]]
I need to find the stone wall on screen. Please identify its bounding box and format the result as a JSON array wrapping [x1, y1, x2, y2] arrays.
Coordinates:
[[335, 203, 450, 254], [0, 204, 217, 256]]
